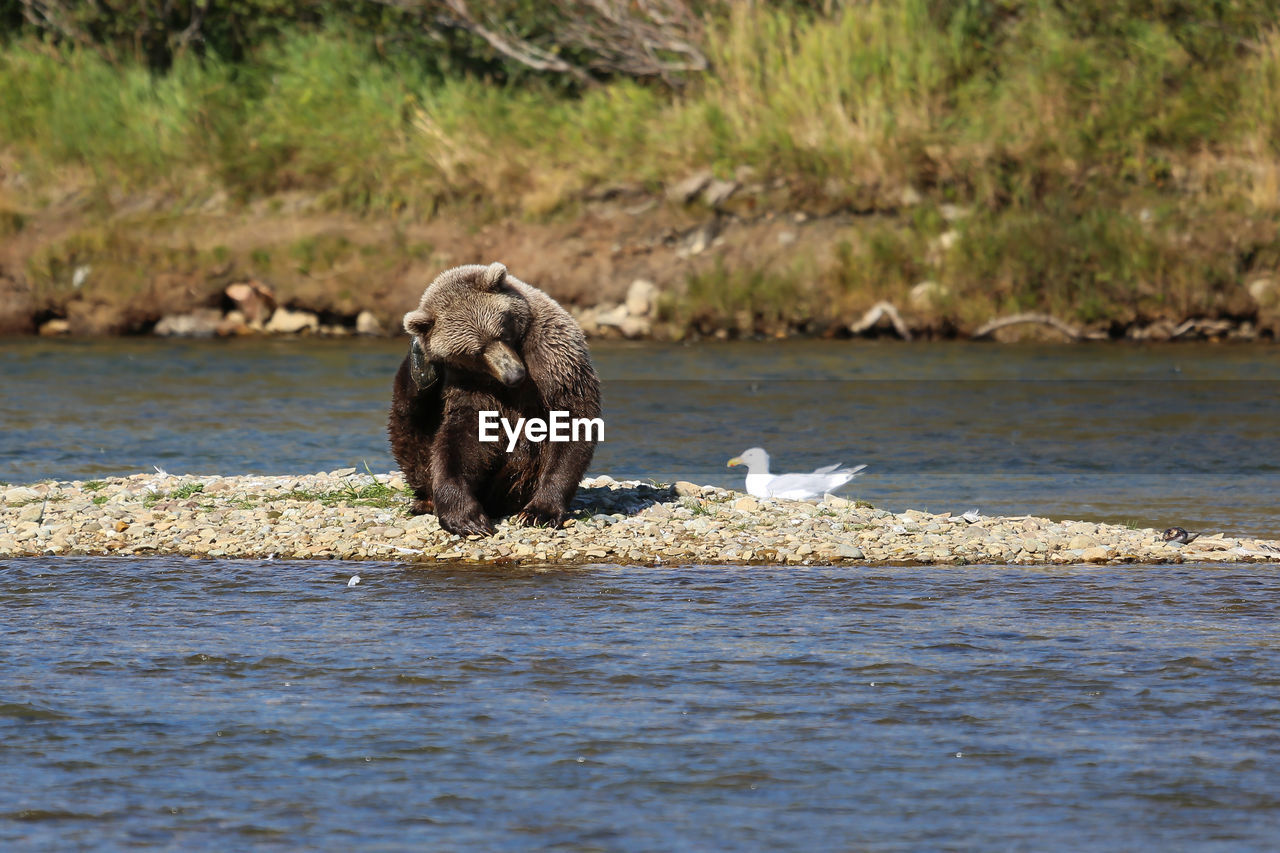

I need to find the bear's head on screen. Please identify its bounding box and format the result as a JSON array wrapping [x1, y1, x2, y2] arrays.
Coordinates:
[[403, 262, 533, 387]]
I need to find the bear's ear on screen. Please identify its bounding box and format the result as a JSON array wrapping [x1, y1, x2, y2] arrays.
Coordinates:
[[403, 309, 433, 337], [479, 262, 508, 291]]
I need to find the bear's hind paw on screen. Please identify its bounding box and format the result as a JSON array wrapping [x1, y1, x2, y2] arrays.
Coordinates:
[[516, 503, 566, 529]]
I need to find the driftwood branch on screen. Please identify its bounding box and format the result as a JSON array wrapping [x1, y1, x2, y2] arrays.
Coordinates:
[[441, 0, 595, 86], [373, 0, 705, 85], [850, 301, 912, 341], [566, 0, 707, 84], [19, 0, 94, 48], [173, 2, 209, 55], [971, 313, 1081, 341]]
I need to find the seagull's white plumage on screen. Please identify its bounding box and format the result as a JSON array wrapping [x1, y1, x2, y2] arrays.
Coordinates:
[[727, 447, 866, 500]]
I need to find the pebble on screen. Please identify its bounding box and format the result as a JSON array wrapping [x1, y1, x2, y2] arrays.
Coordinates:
[[0, 471, 1277, 567]]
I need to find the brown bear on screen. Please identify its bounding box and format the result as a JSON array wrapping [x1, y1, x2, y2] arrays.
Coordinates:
[[387, 262, 601, 536]]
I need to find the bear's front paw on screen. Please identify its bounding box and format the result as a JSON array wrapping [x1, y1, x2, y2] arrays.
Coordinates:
[[438, 509, 495, 537], [516, 501, 566, 529], [409, 497, 435, 516]]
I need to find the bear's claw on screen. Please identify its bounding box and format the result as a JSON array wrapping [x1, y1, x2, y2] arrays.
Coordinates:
[[438, 512, 495, 537], [516, 503, 566, 529]]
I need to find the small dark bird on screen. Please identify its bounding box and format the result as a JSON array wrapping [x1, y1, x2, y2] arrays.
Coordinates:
[[1162, 527, 1200, 545]]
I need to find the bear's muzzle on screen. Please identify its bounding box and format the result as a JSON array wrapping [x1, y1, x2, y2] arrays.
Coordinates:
[[483, 341, 527, 387]]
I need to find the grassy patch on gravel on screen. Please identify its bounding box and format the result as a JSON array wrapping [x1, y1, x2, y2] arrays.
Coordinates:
[[280, 480, 413, 510]]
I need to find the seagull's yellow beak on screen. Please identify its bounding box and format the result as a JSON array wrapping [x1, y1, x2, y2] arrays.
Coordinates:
[[727, 456, 743, 468]]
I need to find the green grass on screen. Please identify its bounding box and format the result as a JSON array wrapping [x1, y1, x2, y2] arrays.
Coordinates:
[[675, 261, 816, 336], [132, 481, 206, 507], [3, 3, 1280, 330], [280, 479, 412, 510], [7, 4, 1278, 216], [172, 482, 205, 499]]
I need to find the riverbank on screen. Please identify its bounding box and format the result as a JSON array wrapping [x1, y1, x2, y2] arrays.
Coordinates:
[[3, 196, 1278, 344], [4, 5, 1280, 342], [3, 470, 1277, 566]]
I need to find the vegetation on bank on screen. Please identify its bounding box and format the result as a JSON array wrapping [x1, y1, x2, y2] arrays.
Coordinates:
[[2, 1, 1280, 336]]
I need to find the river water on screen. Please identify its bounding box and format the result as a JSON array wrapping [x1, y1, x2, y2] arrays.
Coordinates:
[[4, 559, 1280, 849], [2, 338, 1279, 848]]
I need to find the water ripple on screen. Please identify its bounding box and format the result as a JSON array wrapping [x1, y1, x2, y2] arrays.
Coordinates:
[[2, 558, 1280, 848]]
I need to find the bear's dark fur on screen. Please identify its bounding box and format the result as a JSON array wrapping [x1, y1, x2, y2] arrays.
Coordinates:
[[387, 262, 601, 536]]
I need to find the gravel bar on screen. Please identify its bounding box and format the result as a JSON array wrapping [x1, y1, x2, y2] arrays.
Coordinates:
[[2, 470, 1277, 566]]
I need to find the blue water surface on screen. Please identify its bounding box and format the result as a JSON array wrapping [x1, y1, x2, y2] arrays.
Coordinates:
[[3, 559, 1280, 850]]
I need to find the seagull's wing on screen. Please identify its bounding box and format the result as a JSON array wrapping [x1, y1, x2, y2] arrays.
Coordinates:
[[821, 464, 867, 490], [767, 464, 867, 499], [763, 472, 825, 499]]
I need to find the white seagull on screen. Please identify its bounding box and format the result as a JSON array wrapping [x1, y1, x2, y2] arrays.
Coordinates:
[[727, 447, 866, 500]]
